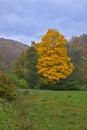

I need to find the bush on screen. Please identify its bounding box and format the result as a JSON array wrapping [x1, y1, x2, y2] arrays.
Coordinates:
[[19, 79, 28, 89], [9, 73, 20, 88], [56, 81, 80, 90], [37, 77, 81, 91], [0, 72, 17, 101], [54, 78, 81, 91]]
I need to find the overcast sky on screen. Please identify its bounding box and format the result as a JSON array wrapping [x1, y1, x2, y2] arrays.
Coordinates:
[[0, 0, 87, 45]]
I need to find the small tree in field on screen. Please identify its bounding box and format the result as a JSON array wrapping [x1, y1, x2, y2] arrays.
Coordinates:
[[36, 29, 74, 83], [0, 72, 17, 101]]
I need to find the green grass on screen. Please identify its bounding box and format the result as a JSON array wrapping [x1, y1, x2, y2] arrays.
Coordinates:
[[0, 90, 87, 130]]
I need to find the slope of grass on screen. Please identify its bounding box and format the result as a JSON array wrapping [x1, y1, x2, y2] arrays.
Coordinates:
[[0, 90, 87, 130]]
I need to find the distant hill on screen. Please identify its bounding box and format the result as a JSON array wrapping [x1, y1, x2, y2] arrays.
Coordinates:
[[0, 38, 28, 72]]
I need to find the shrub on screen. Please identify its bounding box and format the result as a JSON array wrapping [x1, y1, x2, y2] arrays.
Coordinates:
[[19, 79, 28, 89], [0, 72, 17, 101]]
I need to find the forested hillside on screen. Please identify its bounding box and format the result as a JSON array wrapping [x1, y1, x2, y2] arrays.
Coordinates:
[[0, 33, 87, 90], [0, 38, 28, 71], [66, 34, 87, 90], [68, 34, 87, 78], [14, 31, 87, 90]]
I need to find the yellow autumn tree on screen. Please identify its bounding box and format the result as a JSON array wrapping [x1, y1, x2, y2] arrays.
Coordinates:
[[36, 29, 74, 82]]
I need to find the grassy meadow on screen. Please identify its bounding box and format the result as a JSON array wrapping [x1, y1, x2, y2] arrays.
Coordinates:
[[0, 90, 87, 130]]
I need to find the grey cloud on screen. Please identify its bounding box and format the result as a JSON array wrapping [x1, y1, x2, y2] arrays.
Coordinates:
[[0, 0, 87, 44]]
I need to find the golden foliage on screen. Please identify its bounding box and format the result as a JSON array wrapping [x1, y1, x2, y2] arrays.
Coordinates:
[[36, 29, 74, 82]]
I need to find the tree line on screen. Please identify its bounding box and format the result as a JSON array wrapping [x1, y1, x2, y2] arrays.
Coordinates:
[[0, 29, 87, 101], [15, 29, 86, 90]]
